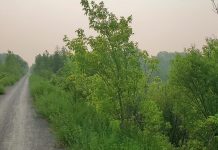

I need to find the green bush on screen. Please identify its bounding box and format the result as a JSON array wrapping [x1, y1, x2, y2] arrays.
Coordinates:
[[30, 75, 172, 150], [0, 51, 28, 93], [0, 84, 4, 94]]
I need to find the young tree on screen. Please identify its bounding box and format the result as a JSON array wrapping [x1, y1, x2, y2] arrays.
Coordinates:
[[169, 38, 218, 149], [59, 1, 174, 149], [63, 0, 162, 132]]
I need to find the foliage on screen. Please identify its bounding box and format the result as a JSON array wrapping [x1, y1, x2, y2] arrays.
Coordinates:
[[30, 0, 218, 149], [211, 0, 218, 14], [30, 0, 172, 149], [63, 0, 161, 132], [170, 39, 218, 118], [33, 47, 67, 78], [167, 38, 218, 149], [30, 75, 172, 150], [0, 85, 4, 94], [0, 51, 28, 94], [144, 38, 218, 149]]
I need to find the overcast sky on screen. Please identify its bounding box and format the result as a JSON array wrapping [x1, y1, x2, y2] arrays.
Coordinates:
[[0, 0, 218, 64]]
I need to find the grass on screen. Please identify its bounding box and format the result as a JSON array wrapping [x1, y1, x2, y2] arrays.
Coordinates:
[[30, 75, 111, 149], [0, 84, 4, 94]]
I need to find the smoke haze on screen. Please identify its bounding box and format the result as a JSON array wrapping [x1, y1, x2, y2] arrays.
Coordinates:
[[0, 0, 218, 64]]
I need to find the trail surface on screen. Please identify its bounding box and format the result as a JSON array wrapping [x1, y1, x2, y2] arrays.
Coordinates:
[[0, 75, 61, 150]]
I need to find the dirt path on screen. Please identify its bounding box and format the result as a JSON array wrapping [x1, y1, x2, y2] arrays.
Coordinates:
[[0, 75, 61, 150]]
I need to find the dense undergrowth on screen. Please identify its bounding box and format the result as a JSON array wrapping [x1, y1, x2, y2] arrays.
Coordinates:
[[30, 75, 171, 149], [0, 51, 28, 94], [30, 0, 218, 149]]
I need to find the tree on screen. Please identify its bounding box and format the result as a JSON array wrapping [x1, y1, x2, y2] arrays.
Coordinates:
[[61, 0, 171, 148], [0, 51, 28, 94], [170, 45, 218, 118], [63, 0, 159, 131], [31, 0, 174, 149], [33, 49, 67, 77], [169, 38, 218, 149]]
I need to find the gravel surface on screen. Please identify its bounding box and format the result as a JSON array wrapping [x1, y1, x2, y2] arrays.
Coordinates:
[[0, 75, 62, 150]]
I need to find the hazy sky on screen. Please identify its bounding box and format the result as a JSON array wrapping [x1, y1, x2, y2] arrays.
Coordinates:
[[0, 0, 218, 64]]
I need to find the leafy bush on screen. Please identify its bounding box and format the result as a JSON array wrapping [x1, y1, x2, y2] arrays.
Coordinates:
[[0, 84, 4, 94], [0, 51, 28, 95], [30, 75, 172, 150]]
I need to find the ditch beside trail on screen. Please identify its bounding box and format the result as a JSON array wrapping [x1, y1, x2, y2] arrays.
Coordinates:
[[0, 75, 62, 150]]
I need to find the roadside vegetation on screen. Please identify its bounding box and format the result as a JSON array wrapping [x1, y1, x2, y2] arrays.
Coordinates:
[[0, 51, 28, 94], [30, 0, 218, 149]]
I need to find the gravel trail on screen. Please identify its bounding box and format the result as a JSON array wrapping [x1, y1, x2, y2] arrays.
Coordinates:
[[0, 75, 61, 150]]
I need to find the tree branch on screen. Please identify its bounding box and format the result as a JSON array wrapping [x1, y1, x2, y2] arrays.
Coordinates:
[[211, 0, 218, 14]]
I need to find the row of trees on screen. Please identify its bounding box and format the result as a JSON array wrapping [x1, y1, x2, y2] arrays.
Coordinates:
[[31, 0, 218, 149], [33, 47, 67, 78], [0, 51, 28, 94]]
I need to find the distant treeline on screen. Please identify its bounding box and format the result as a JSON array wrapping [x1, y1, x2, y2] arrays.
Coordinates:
[[30, 0, 218, 149], [154, 51, 184, 81], [0, 51, 28, 94]]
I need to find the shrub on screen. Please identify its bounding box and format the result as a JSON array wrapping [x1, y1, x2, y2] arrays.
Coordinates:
[[0, 84, 4, 94], [30, 75, 172, 150]]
